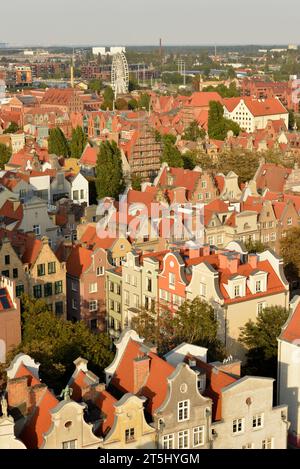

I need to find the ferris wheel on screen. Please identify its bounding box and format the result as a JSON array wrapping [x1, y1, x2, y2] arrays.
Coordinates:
[[111, 52, 129, 99]]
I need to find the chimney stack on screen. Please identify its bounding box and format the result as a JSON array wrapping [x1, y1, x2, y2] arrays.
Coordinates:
[[133, 356, 150, 394]]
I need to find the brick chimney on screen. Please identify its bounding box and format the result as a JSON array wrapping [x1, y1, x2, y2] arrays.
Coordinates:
[[133, 356, 150, 394], [28, 384, 47, 412], [201, 244, 210, 257], [248, 253, 258, 269], [7, 376, 30, 410], [189, 247, 201, 259], [218, 252, 239, 273]]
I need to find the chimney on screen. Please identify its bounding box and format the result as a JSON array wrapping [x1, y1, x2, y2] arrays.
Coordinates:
[[189, 247, 201, 259], [248, 253, 258, 269], [218, 252, 239, 273], [28, 384, 47, 412], [7, 376, 30, 411], [133, 356, 150, 394], [201, 244, 210, 257]]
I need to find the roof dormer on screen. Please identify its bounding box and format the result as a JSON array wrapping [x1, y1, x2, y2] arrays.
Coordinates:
[[224, 275, 247, 299], [247, 270, 268, 294]]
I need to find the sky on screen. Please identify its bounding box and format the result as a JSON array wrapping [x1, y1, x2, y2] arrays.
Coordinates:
[[1, 0, 300, 46]]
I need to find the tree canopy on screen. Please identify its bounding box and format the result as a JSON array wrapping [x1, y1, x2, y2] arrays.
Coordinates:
[[48, 127, 70, 157], [131, 298, 223, 360], [239, 305, 289, 377], [0, 143, 12, 169], [95, 140, 125, 199], [4, 295, 113, 392], [3, 122, 19, 134], [70, 126, 87, 159], [182, 120, 206, 141], [280, 227, 300, 282], [208, 101, 241, 140]]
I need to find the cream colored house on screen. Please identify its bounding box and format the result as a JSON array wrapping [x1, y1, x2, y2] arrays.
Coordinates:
[[212, 377, 288, 449]]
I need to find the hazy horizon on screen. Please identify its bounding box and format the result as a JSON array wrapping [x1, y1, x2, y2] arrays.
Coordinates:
[[1, 0, 299, 46]]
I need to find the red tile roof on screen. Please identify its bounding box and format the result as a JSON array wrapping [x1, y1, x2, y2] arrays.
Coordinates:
[[21, 238, 42, 266], [187, 92, 223, 108], [66, 244, 92, 277], [96, 390, 117, 435], [223, 97, 288, 116], [280, 301, 300, 343], [255, 163, 292, 193]]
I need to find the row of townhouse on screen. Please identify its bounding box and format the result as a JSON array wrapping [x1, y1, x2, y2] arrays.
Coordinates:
[[0, 234, 66, 321], [0, 330, 288, 449], [106, 241, 290, 359]]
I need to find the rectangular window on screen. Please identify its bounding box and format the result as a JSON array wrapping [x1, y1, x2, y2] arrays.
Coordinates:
[[257, 302, 265, 316], [124, 290, 130, 306], [131, 276, 137, 287], [125, 274, 130, 284], [33, 225, 41, 236], [72, 299, 77, 310], [116, 284, 121, 295], [200, 282, 206, 298], [147, 277, 152, 292], [125, 428, 135, 443], [89, 282, 97, 293], [116, 302, 121, 313], [133, 294, 139, 308], [178, 430, 189, 449], [287, 217, 292, 226], [4, 255, 10, 265], [80, 189, 84, 199], [109, 281, 114, 293], [262, 438, 273, 449], [55, 281, 63, 294], [12, 268, 18, 278], [55, 301, 64, 316], [169, 273, 175, 287], [71, 281, 77, 292], [90, 319, 97, 330], [62, 440, 77, 449], [178, 400, 190, 422], [73, 190, 79, 201], [16, 284, 24, 297], [89, 300, 98, 312], [33, 285, 42, 299], [37, 264, 45, 276], [44, 283, 53, 297], [162, 434, 175, 449], [242, 443, 254, 449], [1, 270, 9, 278], [234, 285, 240, 297], [255, 280, 261, 293], [232, 418, 244, 434], [270, 232, 276, 241], [193, 426, 205, 447], [96, 266, 104, 276], [253, 413, 264, 429], [110, 299, 114, 311], [48, 262, 56, 274]]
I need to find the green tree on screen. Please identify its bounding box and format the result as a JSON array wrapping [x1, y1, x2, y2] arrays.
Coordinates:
[[9, 295, 113, 391], [48, 127, 70, 157], [245, 239, 267, 253], [182, 120, 206, 141], [161, 140, 183, 168], [280, 227, 300, 282], [88, 79, 102, 93], [0, 143, 12, 169], [3, 122, 19, 134], [216, 149, 259, 183], [70, 126, 87, 159], [131, 298, 223, 360], [101, 86, 114, 110], [115, 98, 128, 110], [139, 93, 151, 110], [95, 140, 125, 199], [182, 150, 198, 169], [208, 101, 241, 140], [239, 306, 289, 377], [131, 174, 143, 191], [288, 110, 295, 130], [128, 98, 139, 110]]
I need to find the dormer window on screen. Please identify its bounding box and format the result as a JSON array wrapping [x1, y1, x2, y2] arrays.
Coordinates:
[[256, 280, 261, 293], [234, 285, 240, 297]]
